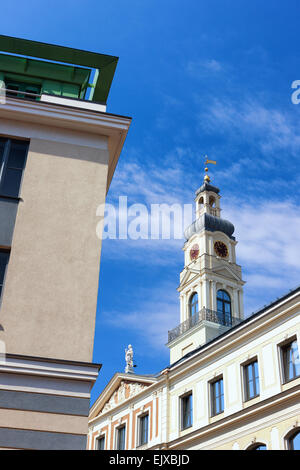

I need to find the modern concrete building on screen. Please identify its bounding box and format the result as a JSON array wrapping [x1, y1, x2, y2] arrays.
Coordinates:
[[0, 35, 131, 449], [88, 173, 300, 451]]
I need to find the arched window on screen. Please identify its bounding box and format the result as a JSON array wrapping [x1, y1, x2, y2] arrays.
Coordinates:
[[198, 197, 204, 213], [209, 196, 216, 207], [247, 443, 267, 450], [217, 290, 232, 326], [189, 292, 198, 316], [286, 428, 300, 450]]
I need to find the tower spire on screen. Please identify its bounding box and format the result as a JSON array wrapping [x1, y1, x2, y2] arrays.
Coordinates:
[[167, 158, 245, 364], [203, 155, 217, 183]]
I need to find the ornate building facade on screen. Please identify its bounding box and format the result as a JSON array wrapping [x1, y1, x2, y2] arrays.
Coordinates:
[[88, 171, 300, 451]]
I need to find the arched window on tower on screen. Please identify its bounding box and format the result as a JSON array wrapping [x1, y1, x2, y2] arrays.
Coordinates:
[[198, 197, 204, 215], [209, 196, 216, 207], [209, 196, 217, 216], [217, 290, 232, 326], [189, 292, 198, 317], [285, 428, 300, 450]]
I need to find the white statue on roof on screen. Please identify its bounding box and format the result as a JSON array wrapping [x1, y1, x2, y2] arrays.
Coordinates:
[[125, 344, 134, 373]]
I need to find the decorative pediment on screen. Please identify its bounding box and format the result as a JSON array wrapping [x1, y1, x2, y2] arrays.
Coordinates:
[[97, 379, 151, 416], [179, 268, 199, 289], [213, 264, 242, 282]]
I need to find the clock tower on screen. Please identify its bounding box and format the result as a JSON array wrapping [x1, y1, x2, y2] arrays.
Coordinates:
[[167, 166, 245, 363]]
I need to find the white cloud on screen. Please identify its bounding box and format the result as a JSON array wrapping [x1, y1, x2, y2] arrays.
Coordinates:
[[225, 200, 300, 270], [108, 153, 188, 205], [224, 199, 300, 315], [186, 58, 223, 77], [199, 98, 300, 157], [102, 285, 179, 354]]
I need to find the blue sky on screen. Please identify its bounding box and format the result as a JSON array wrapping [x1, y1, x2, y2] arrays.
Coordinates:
[[2, 0, 300, 404]]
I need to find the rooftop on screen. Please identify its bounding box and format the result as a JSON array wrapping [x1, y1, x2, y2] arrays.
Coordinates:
[[0, 35, 118, 108]]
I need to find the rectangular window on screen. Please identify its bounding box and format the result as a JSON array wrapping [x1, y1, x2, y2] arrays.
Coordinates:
[[281, 339, 300, 383], [181, 392, 193, 430], [0, 249, 10, 301], [116, 425, 126, 450], [138, 413, 149, 446], [244, 360, 260, 401], [96, 436, 105, 450], [5, 81, 41, 100], [211, 377, 224, 416], [0, 138, 29, 198]]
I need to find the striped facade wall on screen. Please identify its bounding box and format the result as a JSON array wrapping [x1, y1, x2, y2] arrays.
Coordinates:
[[0, 354, 100, 450], [89, 392, 162, 450]]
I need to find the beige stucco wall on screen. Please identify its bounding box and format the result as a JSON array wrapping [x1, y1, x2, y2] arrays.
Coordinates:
[[0, 135, 109, 362], [187, 403, 300, 450], [216, 415, 300, 450], [0, 408, 88, 435]]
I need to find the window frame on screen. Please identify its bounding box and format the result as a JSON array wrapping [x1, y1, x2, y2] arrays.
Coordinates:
[[246, 442, 267, 450], [210, 376, 224, 417], [0, 247, 10, 304], [115, 424, 126, 450], [216, 290, 232, 326], [0, 137, 29, 199], [137, 412, 149, 447], [96, 435, 105, 450], [242, 357, 260, 402], [285, 428, 300, 450], [279, 336, 300, 384], [5, 80, 41, 100], [180, 391, 193, 431], [189, 292, 198, 317]]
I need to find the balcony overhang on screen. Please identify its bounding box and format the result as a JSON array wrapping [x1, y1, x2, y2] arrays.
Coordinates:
[[167, 308, 243, 346]]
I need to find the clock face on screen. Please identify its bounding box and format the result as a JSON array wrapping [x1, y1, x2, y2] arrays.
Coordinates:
[[190, 244, 199, 260], [214, 241, 228, 258]]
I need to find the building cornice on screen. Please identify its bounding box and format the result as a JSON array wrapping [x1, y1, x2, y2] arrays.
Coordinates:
[[165, 383, 300, 449], [0, 97, 132, 192], [0, 354, 100, 384]]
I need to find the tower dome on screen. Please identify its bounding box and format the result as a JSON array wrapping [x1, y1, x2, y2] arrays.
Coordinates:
[[184, 213, 235, 241]]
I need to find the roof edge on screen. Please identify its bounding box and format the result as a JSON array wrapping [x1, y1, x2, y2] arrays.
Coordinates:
[[0, 35, 118, 103]]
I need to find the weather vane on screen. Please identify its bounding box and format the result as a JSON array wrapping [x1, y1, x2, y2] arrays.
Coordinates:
[[204, 155, 217, 182]]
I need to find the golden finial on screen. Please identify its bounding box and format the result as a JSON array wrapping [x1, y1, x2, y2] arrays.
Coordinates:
[[204, 155, 217, 182]]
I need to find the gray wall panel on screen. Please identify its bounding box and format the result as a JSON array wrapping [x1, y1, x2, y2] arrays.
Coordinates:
[[0, 390, 90, 416], [0, 198, 18, 246], [0, 428, 87, 450], [0, 372, 92, 396]]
